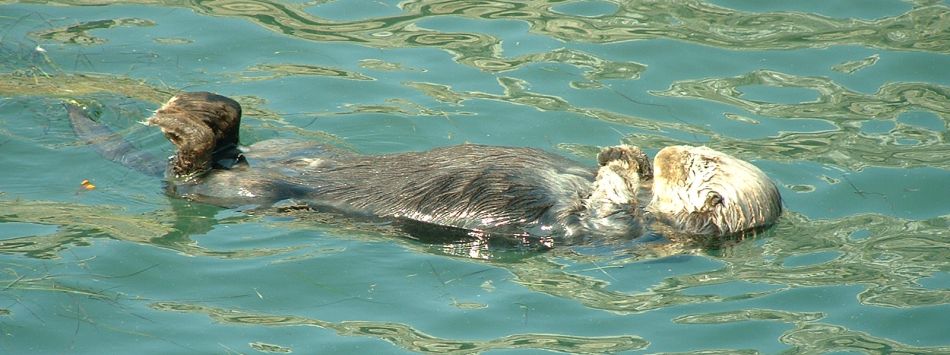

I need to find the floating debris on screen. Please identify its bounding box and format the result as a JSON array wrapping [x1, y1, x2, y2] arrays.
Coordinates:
[[832, 54, 880, 74]]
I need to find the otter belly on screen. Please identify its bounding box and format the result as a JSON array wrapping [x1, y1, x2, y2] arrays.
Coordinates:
[[167, 142, 607, 239], [297, 145, 597, 236]]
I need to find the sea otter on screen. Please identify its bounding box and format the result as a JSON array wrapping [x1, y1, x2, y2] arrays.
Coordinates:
[[68, 92, 781, 244]]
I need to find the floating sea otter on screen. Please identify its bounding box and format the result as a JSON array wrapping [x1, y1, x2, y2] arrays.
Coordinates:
[[68, 92, 781, 245]]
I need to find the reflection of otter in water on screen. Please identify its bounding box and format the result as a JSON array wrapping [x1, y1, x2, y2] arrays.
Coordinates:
[[69, 92, 781, 244]]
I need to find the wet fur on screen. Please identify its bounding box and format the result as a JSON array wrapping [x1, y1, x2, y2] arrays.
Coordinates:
[[148, 92, 244, 179], [69, 92, 781, 243], [648, 145, 782, 236], [140, 93, 653, 240]]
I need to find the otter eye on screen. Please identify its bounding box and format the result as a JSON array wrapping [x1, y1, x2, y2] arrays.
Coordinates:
[[705, 192, 723, 209]]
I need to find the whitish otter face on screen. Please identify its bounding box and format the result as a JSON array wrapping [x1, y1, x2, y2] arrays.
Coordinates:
[[648, 145, 782, 236]]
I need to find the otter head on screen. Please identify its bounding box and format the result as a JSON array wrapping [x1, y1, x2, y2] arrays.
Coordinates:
[[648, 145, 782, 236], [147, 92, 243, 179]]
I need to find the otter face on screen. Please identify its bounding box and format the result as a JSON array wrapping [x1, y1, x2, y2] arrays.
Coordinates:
[[648, 145, 782, 236]]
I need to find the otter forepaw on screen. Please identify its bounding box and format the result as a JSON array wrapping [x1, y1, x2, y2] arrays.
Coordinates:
[[597, 145, 653, 180]]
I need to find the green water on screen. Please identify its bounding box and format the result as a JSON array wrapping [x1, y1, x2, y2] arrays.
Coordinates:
[[1, 0, 948, 353]]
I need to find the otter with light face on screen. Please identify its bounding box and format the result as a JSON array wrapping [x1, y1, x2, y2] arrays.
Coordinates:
[[68, 92, 781, 244], [649, 146, 783, 236]]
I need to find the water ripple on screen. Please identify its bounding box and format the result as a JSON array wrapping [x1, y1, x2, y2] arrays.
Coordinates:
[[0, 199, 300, 259], [150, 301, 650, 353], [31, 18, 155, 45], [34, 0, 947, 79], [780, 323, 950, 354], [656, 69, 950, 122], [501, 213, 950, 314]]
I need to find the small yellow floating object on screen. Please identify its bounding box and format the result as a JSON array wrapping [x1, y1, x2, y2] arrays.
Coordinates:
[[80, 179, 96, 191]]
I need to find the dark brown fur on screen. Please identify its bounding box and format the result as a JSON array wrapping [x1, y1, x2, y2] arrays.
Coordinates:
[[73, 92, 781, 244], [148, 92, 244, 179], [147, 92, 651, 241]]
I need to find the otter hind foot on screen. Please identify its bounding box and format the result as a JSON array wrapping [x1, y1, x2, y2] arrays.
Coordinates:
[[147, 92, 244, 178]]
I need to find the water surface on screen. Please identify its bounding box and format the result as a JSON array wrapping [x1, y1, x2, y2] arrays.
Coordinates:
[[1, 0, 948, 353]]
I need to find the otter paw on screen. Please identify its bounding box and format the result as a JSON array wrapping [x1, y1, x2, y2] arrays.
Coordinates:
[[147, 92, 244, 177], [147, 92, 242, 149], [597, 145, 653, 180]]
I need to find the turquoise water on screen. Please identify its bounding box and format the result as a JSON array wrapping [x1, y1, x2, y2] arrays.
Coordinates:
[[1, 0, 949, 353]]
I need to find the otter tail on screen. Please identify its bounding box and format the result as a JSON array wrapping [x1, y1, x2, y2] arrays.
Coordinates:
[[66, 102, 165, 177]]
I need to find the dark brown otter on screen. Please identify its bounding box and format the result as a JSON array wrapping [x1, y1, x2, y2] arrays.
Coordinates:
[[144, 92, 654, 242], [70, 92, 781, 244]]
